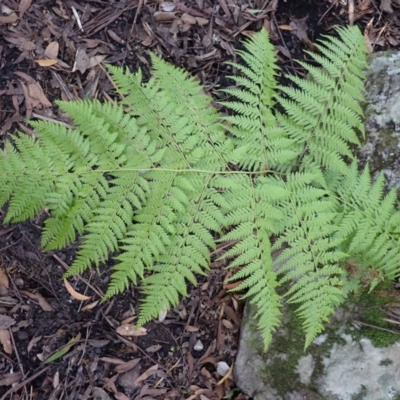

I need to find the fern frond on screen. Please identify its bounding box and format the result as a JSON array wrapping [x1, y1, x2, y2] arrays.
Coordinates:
[[333, 163, 400, 280], [221, 174, 287, 349], [1, 25, 387, 352], [277, 25, 368, 175], [0, 136, 55, 222], [220, 28, 297, 172]]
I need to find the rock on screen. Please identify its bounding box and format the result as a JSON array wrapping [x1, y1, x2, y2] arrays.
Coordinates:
[[235, 297, 400, 400], [360, 51, 400, 189], [216, 361, 230, 377]]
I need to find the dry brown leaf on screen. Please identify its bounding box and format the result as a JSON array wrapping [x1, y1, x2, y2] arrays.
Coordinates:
[[28, 83, 52, 107], [120, 316, 137, 325], [141, 36, 153, 47], [18, 38, 36, 51], [290, 18, 318, 52], [81, 300, 99, 311], [44, 41, 59, 58], [153, 11, 175, 21], [63, 279, 91, 301], [0, 14, 18, 24], [278, 24, 294, 31], [195, 17, 208, 26], [380, 0, 393, 13], [88, 55, 107, 69], [114, 358, 141, 373], [116, 324, 147, 337], [27, 335, 42, 353], [0, 329, 12, 354], [160, 2, 176, 11], [20, 290, 53, 311], [74, 48, 90, 74], [36, 59, 58, 67], [0, 315, 15, 329], [132, 364, 158, 385], [114, 393, 130, 400], [158, 306, 168, 322], [0, 269, 9, 289], [53, 371, 60, 389], [221, 319, 234, 330], [100, 356, 126, 364], [36, 293, 53, 311], [18, 0, 32, 16], [14, 71, 36, 83], [181, 13, 197, 24], [0, 371, 22, 386], [186, 325, 199, 332], [146, 344, 161, 353]]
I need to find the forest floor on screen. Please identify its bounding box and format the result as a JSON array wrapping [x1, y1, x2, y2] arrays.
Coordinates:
[[1, 0, 400, 399]]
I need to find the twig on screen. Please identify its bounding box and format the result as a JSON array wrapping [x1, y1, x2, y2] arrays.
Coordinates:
[[353, 319, 400, 335]]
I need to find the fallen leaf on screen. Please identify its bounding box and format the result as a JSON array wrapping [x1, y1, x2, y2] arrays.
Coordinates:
[[0, 329, 12, 354], [0, 372, 22, 386], [36, 59, 58, 67], [18, 37, 36, 51], [92, 387, 112, 400], [181, 13, 197, 24], [63, 279, 91, 301], [290, 18, 318, 52], [53, 371, 60, 388], [20, 290, 53, 311], [380, 0, 393, 13], [28, 83, 52, 107], [114, 358, 141, 373], [18, 0, 32, 16], [146, 344, 161, 353], [221, 319, 234, 330], [186, 325, 199, 332], [74, 48, 89, 74], [114, 393, 130, 400], [0, 269, 9, 289], [100, 356, 126, 364], [0, 14, 18, 24], [14, 71, 36, 83], [0, 315, 15, 329], [158, 306, 168, 322], [81, 300, 99, 311], [27, 335, 42, 353], [116, 324, 147, 337], [195, 17, 208, 26], [43, 333, 81, 364], [44, 41, 59, 58], [88, 54, 107, 69], [279, 24, 294, 31], [153, 11, 175, 21], [133, 364, 158, 385]]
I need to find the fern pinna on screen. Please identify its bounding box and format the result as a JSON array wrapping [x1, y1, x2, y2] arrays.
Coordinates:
[[1, 26, 400, 350]]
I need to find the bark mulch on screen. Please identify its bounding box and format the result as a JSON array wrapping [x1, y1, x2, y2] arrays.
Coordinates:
[[1, 0, 400, 399]]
